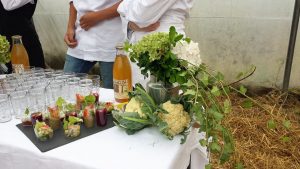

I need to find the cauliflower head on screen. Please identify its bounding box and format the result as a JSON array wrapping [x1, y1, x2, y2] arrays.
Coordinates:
[[159, 101, 191, 137], [125, 97, 146, 118]]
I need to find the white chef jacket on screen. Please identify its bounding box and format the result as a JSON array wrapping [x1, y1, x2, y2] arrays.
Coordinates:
[[0, 0, 34, 11], [67, 0, 124, 62], [118, 0, 193, 43], [117, 0, 193, 87]]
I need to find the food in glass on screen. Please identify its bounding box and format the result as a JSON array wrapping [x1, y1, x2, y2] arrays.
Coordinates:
[[105, 102, 114, 113], [65, 111, 78, 120], [83, 105, 95, 128], [21, 108, 32, 126], [48, 106, 61, 130], [95, 108, 107, 127], [34, 121, 53, 141], [63, 116, 83, 138], [76, 94, 84, 110], [99, 102, 114, 113], [92, 92, 99, 104], [31, 111, 43, 126]]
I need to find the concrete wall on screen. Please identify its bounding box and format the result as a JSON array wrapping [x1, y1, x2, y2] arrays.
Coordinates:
[[185, 0, 299, 88], [33, 0, 300, 88]]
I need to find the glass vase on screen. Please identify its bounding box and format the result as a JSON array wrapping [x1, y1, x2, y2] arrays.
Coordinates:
[[147, 82, 179, 105]]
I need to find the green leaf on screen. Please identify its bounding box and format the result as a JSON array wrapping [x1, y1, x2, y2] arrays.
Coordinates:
[[213, 111, 224, 121], [85, 95, 96, 105], [178, 71, 187, 77], [242, 99, 252, 108], [183, 89, 196, 96], [211, 86, 221, 96], [199, 139, 207, 146], [169, 26, 176, 43], [215, 72, 224, 81], [239, 85, 247, 95], [236, 72, 244, 79], [283, 120, 291, 129], [220, 128, 234, 164], [63, 118, 68, 130], [205, 164, 212, 169], [184, 37, 191, 43], [235, 163, 244, 169], [68, 116, 83, 125], [267, 120, 276, 130], [24, 108, 29, 115], [56, 97, 66, 109], [182, 80, 194, 87], [281, 136, 291, 142], [200, 73, 209, 86], [174, 34, 184, 42], [210, 142, 221, 153], [65, 103, 76, 112], [224, 99, 231, 114]]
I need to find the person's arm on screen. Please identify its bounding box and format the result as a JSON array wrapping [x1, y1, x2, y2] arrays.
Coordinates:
[[0, 0, 33, 11], [79, 1, 122, 31], [118, 0, 177, 27], [128, 21, 160, 32], [64, 1, 78, 48]]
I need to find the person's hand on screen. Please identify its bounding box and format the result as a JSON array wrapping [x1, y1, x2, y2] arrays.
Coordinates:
[[128, 21, 160, 32], [79, 12, 100, 31], [64, 27, 78, 48]]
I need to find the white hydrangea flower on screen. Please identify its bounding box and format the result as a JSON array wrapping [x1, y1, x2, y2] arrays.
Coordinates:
[[172, 40, 202, 66]]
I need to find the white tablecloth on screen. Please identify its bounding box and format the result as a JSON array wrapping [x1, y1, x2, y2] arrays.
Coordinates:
[[0, 88, 208, 169]]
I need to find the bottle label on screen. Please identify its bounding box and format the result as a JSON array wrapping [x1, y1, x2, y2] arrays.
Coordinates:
[[113, 79, 129, 100], [12, 64, 24, 73]]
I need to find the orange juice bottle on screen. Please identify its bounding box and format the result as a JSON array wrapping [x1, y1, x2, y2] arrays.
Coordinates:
[[113, 43, 132, 103], [11, 35, 30, 73]]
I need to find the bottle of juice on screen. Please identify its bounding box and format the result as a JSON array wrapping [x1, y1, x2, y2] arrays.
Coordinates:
[[11, 35, 30, 73], [113, 43, 132, 103]]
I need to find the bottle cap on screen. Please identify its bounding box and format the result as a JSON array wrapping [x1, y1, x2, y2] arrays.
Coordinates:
[[11, 35, 22, 40], [116, 42, 124, 49]]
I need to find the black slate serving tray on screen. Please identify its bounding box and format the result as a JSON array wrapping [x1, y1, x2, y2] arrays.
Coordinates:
[[16, 115, 115, 152]]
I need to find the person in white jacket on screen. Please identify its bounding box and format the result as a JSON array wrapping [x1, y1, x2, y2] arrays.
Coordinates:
[[117, 0, 193, 86], [63, 0, 124, 89]]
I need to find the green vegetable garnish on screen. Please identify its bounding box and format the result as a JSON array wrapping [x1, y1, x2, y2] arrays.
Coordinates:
[[24, 108, 29, 116], [56, 97, 66, 110], [63, 116, 83, 130]]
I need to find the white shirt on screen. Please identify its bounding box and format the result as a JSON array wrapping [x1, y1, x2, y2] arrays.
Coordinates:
[[117, 0, 193, 87], [1, 0, 34, 11], [67, 0, 124, 62], [118, 0, 193, 43]]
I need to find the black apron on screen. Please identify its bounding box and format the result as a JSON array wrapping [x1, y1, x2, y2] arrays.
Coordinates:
[[0, 0, 45, 71]]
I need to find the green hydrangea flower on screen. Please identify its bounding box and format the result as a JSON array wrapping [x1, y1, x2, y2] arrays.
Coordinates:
[[0, 35, 11, 64], [130, 32, 170, 62]]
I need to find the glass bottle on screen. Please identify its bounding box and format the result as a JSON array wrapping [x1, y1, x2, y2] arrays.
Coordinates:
[[113, 43, 132, 103], [11, 35, 30, 73]]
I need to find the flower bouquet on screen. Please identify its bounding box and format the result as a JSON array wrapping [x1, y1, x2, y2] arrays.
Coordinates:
[[114, 26, 235, 166]]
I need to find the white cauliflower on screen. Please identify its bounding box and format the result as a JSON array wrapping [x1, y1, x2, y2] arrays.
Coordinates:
[[125, 97, 146, 118], [159, 101, 191, 137]]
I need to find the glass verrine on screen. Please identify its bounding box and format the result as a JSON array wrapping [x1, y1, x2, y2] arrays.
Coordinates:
[[78, 79, 93, 96], [0, 94, 12, 122], [67, 77, 80, 103], [10, 90, 28, 118], [29, 87, 46, 113]]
